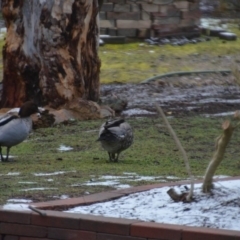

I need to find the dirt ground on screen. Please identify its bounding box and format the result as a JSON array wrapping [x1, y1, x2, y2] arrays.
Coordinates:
[[100, 70, 240, 117]]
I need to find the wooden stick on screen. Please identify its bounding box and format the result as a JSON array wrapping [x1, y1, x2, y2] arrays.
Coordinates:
[[155, 104, 194, 201], [29, 206, 47, 216]]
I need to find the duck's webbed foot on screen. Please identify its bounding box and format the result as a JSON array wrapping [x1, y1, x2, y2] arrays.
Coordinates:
[[108, 153, 119, 162]]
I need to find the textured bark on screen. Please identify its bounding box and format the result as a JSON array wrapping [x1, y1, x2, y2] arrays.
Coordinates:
[[202, 120, 234, 193], [1, 0, 100, 108]]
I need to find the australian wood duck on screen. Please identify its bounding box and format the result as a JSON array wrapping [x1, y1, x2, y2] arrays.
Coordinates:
[[97, 118, 133, 162], [0, 101, 40, 162]]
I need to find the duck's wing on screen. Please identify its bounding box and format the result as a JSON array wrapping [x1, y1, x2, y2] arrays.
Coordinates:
[[99, 125, 127, 141], [97, 119, 127, 141], [0, 113, 19, 127], [104, 119, 125, 130]]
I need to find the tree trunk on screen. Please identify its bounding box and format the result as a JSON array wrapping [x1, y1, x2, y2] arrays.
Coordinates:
[[202, 120, 234, 193], [1, 0, 100, 108]]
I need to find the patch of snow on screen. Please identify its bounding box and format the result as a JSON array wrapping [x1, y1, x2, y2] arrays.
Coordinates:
[[6, 172, 20, 176], [3, 203, 30, 211], [213, 175, 231, 179], [20, 187, 58, 191], [66, 179, 240, 231], [98, 174, 180, 182], [100, 175, 131, 180], [203, 111, 235, 117], [79, 174, 184, 189], [18, 182, 37, 184], [7, 199, 32, 203], [75, 180, 118, 187], [53, 195, 69, 200], [46, 179, 54, 182], [0, 172, 20, 176], [166, 176, 181, 180], [116, 184, 132, 189], [60, 195, 69, 199], [76, 180, 131, 189], [33, 171, 75, 176], [58, 145, 73, 152], [194, 98, 240, 104], [123, 172, 137, 175], [123, 108, 155, 116], [0, 155, 16, 160]]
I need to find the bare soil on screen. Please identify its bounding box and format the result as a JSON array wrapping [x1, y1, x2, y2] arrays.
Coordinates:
[[100, 71, 240, 117]]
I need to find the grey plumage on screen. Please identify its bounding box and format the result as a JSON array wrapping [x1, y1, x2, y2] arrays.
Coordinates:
[[97, 119, 133, 162], [0, 101, 40, 162]]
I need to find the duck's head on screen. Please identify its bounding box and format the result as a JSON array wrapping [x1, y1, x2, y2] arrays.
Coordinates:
[[18, 101, 40, 117]]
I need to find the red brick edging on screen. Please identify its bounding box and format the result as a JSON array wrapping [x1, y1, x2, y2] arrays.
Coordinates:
[[0, 177, 240, 240]]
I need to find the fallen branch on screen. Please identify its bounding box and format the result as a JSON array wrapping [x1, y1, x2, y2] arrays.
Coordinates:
[[155, 104, 194, 202], [167, 188, 189, 202], [29, 206, 47, 216]]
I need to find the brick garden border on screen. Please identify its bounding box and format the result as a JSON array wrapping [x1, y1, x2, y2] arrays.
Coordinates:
[[0, 177, 240, 239]]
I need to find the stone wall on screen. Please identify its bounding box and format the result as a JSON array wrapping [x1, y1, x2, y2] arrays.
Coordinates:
[[100, 0, 201, 38]]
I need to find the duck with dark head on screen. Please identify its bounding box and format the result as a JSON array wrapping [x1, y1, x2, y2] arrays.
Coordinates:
[[0, 101, 40, 162]]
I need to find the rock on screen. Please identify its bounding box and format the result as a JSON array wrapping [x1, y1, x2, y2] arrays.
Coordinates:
[[49, 109, 78, 124], [100, 94, 128, 113], [100, 105, 115, 118], [33, 99, 103, 125], [65, 99, 101, 120]]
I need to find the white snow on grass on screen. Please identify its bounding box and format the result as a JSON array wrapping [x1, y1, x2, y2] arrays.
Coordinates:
[[7, 199, 32, 203], [77, 174, 182, 189], [3, 199, 33, 211], [77, 180, 131, 189], [123, 108, 155, 116], [58, 145, 73, 151], [20, 187, 58, 191], [3, 204, 31, 211], [6, 172, 20, 176], [33, 170, 76, 176], [203, 111, 235, 117], [18, 181, 37, 184], [0, 172, 20, 176], [66, 179, 240, 231], [53, 195, 69, 200]]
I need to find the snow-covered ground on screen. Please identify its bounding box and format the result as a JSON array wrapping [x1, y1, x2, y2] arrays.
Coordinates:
[[3, 177, 240, 231], [66, 179, 240, 231]]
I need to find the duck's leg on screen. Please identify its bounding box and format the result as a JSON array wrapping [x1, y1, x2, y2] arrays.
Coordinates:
[[5, 147, 10, 162], [108, 152, 113, 162], [1, 147, 10, 162], [0, 147, 4, 162], [114, 153, 120, 162]]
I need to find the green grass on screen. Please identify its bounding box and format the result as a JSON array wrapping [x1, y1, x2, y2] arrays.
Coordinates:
[[0, 116, 239, 204], [0, 24, 240, 204], [100, 26, 240, 83]]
